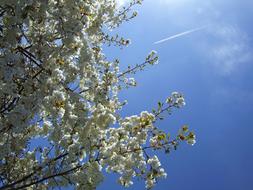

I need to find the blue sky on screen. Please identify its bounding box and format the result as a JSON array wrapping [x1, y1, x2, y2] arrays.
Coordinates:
[[98, 0, 253, 189]]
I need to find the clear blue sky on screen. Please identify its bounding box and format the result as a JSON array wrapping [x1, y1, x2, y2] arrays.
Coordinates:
[[99, 0, 253, 189]]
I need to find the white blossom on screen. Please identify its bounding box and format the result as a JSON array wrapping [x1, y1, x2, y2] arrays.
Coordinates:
[[0, 0, 194, 189]]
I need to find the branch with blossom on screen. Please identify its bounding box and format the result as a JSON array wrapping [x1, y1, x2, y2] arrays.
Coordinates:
[[0, 0, 195, 189]]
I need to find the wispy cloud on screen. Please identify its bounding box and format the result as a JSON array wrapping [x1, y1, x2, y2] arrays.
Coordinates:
[[206, 25, 252, 75], [147, 0, 252, 75], [154, 25, 208, 44]]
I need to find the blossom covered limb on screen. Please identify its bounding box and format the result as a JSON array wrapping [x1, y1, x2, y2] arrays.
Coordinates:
[[0, 0, 195, 189]]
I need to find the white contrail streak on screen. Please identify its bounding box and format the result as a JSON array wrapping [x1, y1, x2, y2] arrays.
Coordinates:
[[154, 25, 208, 44]]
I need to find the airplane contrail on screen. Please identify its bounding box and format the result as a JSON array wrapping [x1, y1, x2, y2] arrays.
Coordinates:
[[154, 25, 208, 44]]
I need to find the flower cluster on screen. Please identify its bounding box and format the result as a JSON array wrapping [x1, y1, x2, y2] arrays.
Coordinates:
[[166, 91, 186, 108], [0, 0, 194, 189]]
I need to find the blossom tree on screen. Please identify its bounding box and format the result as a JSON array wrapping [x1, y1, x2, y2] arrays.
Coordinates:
[[0, 0, 196, 189]]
